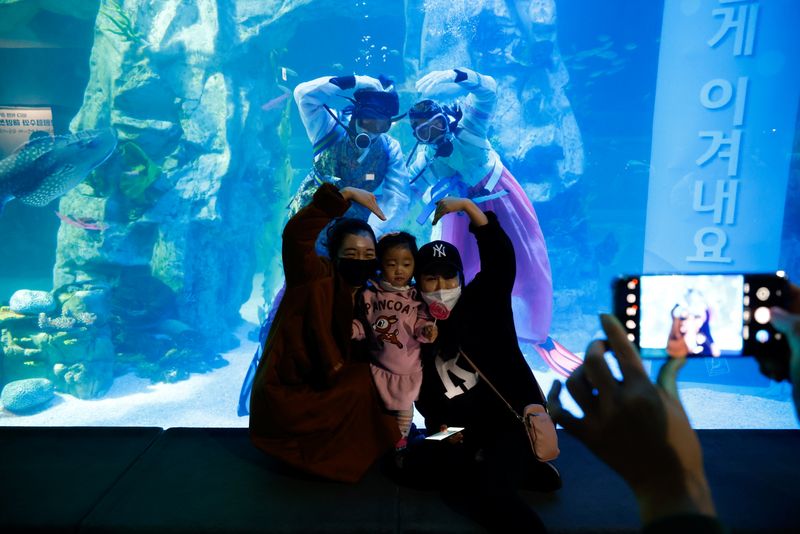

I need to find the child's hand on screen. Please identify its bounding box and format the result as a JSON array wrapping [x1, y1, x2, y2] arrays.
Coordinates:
[[422, 324, 438, 342]]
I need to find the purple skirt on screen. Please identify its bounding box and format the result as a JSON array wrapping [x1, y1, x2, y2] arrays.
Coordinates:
[[441, 166, 553, 343]]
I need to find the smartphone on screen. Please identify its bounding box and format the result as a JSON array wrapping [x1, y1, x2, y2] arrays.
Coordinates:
[[613, 272, 790, 360], [424, 427, 465, 441]]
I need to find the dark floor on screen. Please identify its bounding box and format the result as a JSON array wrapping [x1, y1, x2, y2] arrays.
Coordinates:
[[1, 427, 798, 533]]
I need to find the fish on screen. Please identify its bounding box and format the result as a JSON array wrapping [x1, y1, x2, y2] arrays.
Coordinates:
[[54, 210, 109, 231], [624, 159, 650, 171], [596, 50, 618, 60], [0, 128, 117, 214], [261, 92, 291, 112], [280, 66, 298, 81], [331, 63, 344, 72]]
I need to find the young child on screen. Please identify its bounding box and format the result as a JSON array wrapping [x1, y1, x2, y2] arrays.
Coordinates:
[[352, 232, 437, 449]]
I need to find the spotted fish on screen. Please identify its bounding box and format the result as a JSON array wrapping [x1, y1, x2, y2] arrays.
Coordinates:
[[0, 128, 117, 213]]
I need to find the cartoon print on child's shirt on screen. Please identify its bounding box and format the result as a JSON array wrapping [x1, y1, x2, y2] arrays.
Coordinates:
[[373, 315, 403, 348]]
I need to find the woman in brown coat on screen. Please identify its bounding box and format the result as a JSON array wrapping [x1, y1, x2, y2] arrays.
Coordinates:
[[249, 183, 400, 483]]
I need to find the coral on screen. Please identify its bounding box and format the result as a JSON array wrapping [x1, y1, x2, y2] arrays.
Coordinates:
[[0, 378, 55, 413], [39, 313, 75, 330], [60, 362, 112, 399], [100, 0, 148, 49], [9, 290, 56, 315], [114, 345, 226, 383], [0, 307, 26, 322], [0, 306, 38, 331], [0, 329, 50, 384], [61, 289, 111, 324], [47, 333, 115, 399], [118, 141, 162, 201], [38, 310, 97, 331]]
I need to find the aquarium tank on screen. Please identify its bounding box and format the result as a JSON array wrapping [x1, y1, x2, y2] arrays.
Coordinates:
[[0, 0, 797, 429]]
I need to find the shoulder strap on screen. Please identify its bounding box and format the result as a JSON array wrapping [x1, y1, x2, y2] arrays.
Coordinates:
[[457, 347, 523, 424]]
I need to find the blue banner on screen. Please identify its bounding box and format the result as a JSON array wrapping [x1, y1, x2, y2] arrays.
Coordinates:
[[644, 0, 800, 272]]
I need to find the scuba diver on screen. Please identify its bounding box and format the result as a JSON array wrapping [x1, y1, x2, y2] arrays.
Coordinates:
[[288, 74, 410, 229], [237, 74, 411, 415], [406, 67, 582, 377]]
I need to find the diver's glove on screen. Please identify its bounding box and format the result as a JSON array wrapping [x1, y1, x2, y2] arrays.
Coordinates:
[[416, 68, 480, 97], [329, 75, 356, 90], [454, 68, 482, 86], [415, 69, 456, 95]]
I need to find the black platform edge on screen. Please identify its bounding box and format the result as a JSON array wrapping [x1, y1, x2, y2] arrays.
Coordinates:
[[0, 426, 164, 533], [1, 427, 798, 533]]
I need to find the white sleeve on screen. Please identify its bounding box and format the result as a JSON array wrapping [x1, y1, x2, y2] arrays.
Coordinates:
[[370, 136, 411, 233], [457, 69, 497, 140], [293, 76, 344, 146]]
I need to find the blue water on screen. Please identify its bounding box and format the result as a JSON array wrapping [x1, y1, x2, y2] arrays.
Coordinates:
[[0, 0, 797, 429]]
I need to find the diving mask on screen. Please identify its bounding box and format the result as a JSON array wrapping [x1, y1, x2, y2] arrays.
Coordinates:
[[354, 119, 390, 149], [412, 113, 448, 144]]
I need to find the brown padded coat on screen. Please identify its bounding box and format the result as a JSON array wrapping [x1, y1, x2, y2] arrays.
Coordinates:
[[249, 183, 400, 483]]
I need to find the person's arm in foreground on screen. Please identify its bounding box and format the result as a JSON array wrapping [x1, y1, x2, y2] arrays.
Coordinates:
[[547, 314, 719, 530], [770, 282, 800, 419], [431, 196, 488, 227], [282, 184, 385, 287], [433, 196, 515, 296]]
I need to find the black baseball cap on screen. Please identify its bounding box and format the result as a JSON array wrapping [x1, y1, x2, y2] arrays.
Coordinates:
[[416, 240, 463, 280]]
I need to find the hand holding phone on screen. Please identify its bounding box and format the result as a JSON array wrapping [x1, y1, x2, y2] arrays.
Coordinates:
[[613, 272, 790, 364], [765, 283, 800, 384]]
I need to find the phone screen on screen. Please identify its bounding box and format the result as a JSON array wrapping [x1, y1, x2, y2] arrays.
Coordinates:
[[614, 272, 788, 359], [639, 274, 743, 358]]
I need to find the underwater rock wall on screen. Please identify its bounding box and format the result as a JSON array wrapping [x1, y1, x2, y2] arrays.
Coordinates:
[[0, 0, 403, 402], [35, 0, 309, 396]]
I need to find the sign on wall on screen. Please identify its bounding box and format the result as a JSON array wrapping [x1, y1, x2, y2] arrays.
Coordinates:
[[0, 107, 54, 157], [645, 0, 800, 272]]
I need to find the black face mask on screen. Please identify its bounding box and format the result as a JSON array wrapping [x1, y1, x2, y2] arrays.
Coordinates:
[[337, 258, 378, 287]]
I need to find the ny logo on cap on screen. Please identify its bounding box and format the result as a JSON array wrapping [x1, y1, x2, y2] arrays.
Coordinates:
[[433, 244, 446, 258]]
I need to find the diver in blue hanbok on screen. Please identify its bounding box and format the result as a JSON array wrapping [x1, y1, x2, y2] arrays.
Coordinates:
[[406, 67, 581, 376]]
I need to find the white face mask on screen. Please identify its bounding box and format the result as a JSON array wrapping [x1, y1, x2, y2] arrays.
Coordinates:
[[421, 286, 462, 320]]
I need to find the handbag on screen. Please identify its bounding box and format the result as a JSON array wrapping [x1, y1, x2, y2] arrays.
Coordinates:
[[458, 348, 560, 462]]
